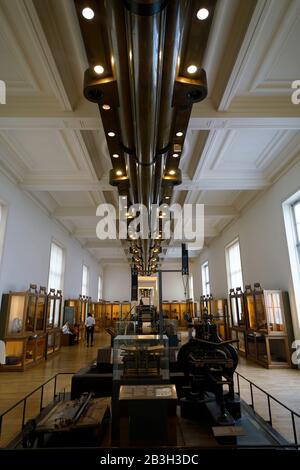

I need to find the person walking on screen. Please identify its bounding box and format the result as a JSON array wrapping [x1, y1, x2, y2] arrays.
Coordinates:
[[85, 313, 96, 347]]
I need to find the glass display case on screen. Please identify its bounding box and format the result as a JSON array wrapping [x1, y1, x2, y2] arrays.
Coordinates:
[[170, 301, 180, 320], [200, 295, 213, 316], [121, 301, 131, 319], [25, 285, 38, 332], [105, 302, 112, 324], [229, 287, 246, 327], [1, 284, 63, 371], [113, 334, 169, 382], [3, 339, 25, 369], [244, 284, 267, 332], [231, 329, 247, 356], [264, 290, 287, 334], [212, 298, 230, 340], [54, 290, 62, 328], [112, 302, 121, 321], [179, 301, 187, 326], [5, 293, 27, 336], [162, 301, 171, 318]]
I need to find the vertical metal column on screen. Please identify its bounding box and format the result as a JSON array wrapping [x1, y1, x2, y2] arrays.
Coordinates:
[[158, 270, 163, 337]]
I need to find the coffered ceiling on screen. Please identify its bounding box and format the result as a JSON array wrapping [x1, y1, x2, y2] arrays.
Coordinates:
[[0, 0, 300, 266]]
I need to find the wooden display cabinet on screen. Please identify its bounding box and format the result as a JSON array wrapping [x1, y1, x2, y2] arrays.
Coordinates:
[[170, 301, 180, 321], [93, 301, 103, 330], [186, 298, 196, 318], [179, 301, 187, 326], [0, 284, 52, 371], [244, 284, 293, 368], [112, 302, 121, 321], [64, 299, 81, 324], [162, 301, 171, 318], [105, 302, 112, 325], [212, 298, 230, 341], [121, 301, 131, 319], [229, 287, 247, 357], [46, 288, 62, 357], [46, 330, 61, 358], [200, 295, 213, 316]]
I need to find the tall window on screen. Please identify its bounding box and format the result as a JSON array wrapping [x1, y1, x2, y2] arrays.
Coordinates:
[[201, 261, 210, 296], [283, 194, 300, 328], [293, 201, 300, 260], [98, 275, 102, 300], [0, 204, 5, 265], [82, 265, 89, 296], [225, 238, 243, 289], [48, 242, 65, 291]]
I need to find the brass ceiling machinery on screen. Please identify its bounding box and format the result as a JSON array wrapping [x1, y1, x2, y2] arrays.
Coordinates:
[[75, 0, 216, 274]]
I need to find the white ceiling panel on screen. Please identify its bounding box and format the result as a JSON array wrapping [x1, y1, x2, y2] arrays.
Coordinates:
[[50, 191, 95, 207], [210, 129, 279, 170], [197, 190, 241, 206]]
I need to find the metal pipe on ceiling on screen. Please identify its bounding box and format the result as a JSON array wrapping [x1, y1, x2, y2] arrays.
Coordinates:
[[124, 0, 167, 272]]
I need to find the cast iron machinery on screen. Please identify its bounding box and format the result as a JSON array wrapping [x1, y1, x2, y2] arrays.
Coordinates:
[[177, 310, 241, 426]]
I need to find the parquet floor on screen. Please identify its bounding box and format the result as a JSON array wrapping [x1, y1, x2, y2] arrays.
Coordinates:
[[0, 330, 299, 447]]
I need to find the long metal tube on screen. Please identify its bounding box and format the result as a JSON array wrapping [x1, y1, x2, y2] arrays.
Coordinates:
[[125, 2, 166, 271], [153, 0, 185, 204], [106, 0, 138, 203]]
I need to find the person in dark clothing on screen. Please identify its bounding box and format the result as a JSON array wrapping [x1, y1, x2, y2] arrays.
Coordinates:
[[85, 313, 96, 346]]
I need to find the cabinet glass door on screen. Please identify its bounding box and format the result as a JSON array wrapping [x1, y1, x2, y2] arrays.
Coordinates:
[[25, 295, 36, 332], [47, 297, 55, 328], [7, 295, 26, 335], [36, 296, 46, 331], [54, 299, 61, 328]]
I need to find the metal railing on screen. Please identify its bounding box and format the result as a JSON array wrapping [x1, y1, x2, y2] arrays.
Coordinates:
[[235, 371, 300, 444], [0, 372, 74, 447]]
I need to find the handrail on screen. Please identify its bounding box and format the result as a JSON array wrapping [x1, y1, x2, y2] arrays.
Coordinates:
[[0, 372, 75, 444], [235, 371, 300, 444]]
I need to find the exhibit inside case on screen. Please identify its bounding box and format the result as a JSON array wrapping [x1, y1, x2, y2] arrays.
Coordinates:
[[113, 335, 169, 382]]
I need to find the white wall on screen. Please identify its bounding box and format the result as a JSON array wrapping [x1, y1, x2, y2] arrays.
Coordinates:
[[103, 264, 131, 301], [0, 172, 102, 300], [102, 262, 187, 303], [193, 158, 300, 339], [160, 262, 186, 301]]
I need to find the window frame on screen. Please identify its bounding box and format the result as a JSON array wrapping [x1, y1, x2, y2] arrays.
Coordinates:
[[292, 200, 300, 261], [225, 237, 244, 291], [201, 261, 211, 296], [283, 194, 300, 330], [47, 240, 65, 293]]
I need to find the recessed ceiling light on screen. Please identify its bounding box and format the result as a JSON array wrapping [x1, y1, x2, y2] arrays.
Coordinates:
[[102, 104, 111, 110], [82, 7, 94, 20], [94, 65, 104, 75], [176, 131, 183, 137], [197, 8, 209, 20], [169, 170, 176, 175], [108, 132, 115, 137], [173, 153, 179, 158], [187, 65, 198, 74], [116, 170, 122, 176], [165, 196, 170, 200], [112, 154, 119, 158]]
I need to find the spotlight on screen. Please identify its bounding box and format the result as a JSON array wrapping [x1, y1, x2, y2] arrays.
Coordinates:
[[197, 8, 209, 20], [82, 7, 94, 20], [94, 65, 104, 75]]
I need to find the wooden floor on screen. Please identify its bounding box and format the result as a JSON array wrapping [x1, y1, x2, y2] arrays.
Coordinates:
[[0, 329, 299, 447]]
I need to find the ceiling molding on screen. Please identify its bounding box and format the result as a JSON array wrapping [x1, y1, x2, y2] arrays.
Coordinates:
[[176, 175, 269, 191], [19, 173, 117, 192]]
